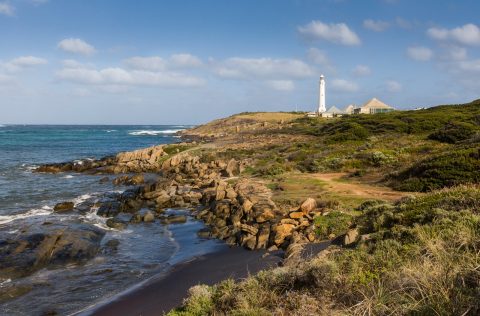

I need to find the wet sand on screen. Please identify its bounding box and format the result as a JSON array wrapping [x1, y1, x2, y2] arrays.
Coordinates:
[[76, 246, 284, 316]]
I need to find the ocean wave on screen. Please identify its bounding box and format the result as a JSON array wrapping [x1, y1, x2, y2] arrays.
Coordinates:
[[128, 129, 183, 136], [20, 163, 39, 172], [104, 130, 117, 133], [63, 175, 75, 179], [0, 206, 53, 225], [72, 194, 93, 206]]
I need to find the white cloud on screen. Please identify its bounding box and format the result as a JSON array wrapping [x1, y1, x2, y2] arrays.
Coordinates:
[[427, 24, 480, 46], [124, 56, 166, 71], [0, 2, 14, 16], [363, 19, 389, 32], [169, 53, 202, 68], [395, 17, 412, 29], [212, 57, 314, 80], [352, 65, 371, 76], [385, 80, 402, 92], [58, 38, 96, 56], [265, 80, 295, 91], [124, 54, 203, 71], [56, 63, 206, 88], [330, 79, 359, 92], [298, 20, 361, 45], [0, 55, 47, 72], [10, 56, 48, 67], [406, 46, 433, 61]]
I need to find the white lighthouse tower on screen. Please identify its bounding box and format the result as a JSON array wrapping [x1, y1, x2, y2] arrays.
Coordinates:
[[318, 75, 326, 114]]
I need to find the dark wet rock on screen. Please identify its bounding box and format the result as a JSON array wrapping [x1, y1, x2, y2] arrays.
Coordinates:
[[161, 214, 187, 224], [0, 284, 33, 303], [75, 201, 94, 214], [197, 228, 211, 238], [96, 201, 122, 217], [104, 239, 120, 252], [106, 218, 127, 230], [53, 202, 74, 212], [99, 176, 110, 183], [0, 223, 105, 280]]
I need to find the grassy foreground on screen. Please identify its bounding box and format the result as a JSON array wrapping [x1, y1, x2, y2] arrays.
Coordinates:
[[169, 100, 480, 315], [169, 185, 480, 315]]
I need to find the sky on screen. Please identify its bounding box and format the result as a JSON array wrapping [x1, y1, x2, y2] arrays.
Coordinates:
[[1, 0, 479, 124]]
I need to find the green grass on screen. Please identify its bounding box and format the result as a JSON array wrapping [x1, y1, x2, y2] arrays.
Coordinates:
[[169, 185, 480, 315]]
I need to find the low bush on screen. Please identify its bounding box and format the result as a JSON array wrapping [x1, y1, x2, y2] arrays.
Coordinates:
[[390, 147, 480, 192], [314, 211, 352, 239], [428, 121, 479, 144]]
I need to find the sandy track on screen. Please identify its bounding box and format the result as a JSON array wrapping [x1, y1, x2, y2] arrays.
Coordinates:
[[311, 172, 411, 201]]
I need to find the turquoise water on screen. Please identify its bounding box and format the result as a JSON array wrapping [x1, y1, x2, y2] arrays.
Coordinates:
[[0, 125, 223, 315]]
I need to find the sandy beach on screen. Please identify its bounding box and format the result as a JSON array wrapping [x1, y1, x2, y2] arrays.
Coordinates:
[[76, 246, 284, 316]]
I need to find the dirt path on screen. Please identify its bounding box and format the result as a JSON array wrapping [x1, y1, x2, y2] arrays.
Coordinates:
[[310, 172, 411, 202]]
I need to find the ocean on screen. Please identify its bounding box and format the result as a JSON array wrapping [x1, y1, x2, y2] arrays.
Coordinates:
[[0, 125, 223, 315]]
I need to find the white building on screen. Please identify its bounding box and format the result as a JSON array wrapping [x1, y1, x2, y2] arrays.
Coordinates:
[[318, 75, 326, 114]]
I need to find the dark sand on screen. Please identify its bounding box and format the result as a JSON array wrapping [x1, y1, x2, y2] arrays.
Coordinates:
[[76, 246, 284, 316]]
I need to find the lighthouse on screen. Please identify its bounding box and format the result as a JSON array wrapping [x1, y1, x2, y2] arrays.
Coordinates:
[[318, 75, 326, 114]]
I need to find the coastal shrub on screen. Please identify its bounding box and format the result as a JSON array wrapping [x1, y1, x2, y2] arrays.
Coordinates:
[[428, 121, 478, 144], [255, 163, 286, 177], [163, 144, 193, 155], [369, 151, 397, 167], [314, 211, 352, 239], [390, 147, 480, 192], [290, 99, 480, 139]]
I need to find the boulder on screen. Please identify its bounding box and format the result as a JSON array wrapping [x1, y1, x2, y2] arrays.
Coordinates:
[[223, 159, 239, 177], [300, 198, 317, 214], [0, 223, 105, 279], [255, 209, 275, 223], [162, 215, 187, 224], [242, 199, 254, 212], [289, 211, 304, 219], [256, 225, 271, 249], [143, 211, 155, 222], [53, 202, 74, 212], [344, 228, 359, 246], [106, 218, 127, 230], [240, 223, 258, 236], [197, 228, 211, 239], [272, 223, 295, 246], [225, 188, 238, 200]]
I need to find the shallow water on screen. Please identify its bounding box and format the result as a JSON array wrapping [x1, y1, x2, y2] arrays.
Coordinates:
[[0, 125, 223, 315]]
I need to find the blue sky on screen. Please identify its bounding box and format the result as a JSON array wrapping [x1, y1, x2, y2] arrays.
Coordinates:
[[1, 0, 479, 124]]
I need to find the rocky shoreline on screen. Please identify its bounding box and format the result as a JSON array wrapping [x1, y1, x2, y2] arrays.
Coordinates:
[[35, 142, 330, 252], [1, 140, 351, 308]]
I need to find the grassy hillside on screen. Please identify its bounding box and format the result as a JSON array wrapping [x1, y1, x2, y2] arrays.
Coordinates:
[[193, 100, 480, 194], [169, 186, 480, 315], [168, 100, 480, 315]]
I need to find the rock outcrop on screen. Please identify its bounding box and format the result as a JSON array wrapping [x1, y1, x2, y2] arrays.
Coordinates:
[[0, 223, 105, 279]]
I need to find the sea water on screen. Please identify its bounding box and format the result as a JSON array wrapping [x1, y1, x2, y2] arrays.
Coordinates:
[[0, 125, 223, 315]]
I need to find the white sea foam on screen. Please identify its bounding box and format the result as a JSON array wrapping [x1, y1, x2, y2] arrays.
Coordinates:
[[105, 129, 117, 133], [0, 206, 53, 225], [128, 129, 183, 136], [21, 164, 39, 172], [63, 175, 74, 179], [81, 208, 117, 231]]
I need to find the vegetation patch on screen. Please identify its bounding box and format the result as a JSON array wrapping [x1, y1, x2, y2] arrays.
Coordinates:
[[389, 147, 480, 192]]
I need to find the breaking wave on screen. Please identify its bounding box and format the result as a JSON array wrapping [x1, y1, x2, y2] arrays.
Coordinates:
[[0, 206, 53, 225], [128, 129, 183, 136]]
